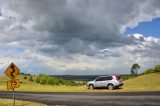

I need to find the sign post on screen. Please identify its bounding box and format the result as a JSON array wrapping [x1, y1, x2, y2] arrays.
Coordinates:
[[5, 63, 20, 106], [13, 88, 15, 106]]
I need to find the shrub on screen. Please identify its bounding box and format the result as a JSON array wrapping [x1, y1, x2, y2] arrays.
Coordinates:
[[46, 78, 55, 85], [24, 76, 27, 80], [35, 74, 44, 83], [40, 75, 49, 85], [52, 77, 61, 85], [35, 74, 80, 86], [155, 64, 160, 72], [143, 68, 155, 74], [35, 76, 41, 83]]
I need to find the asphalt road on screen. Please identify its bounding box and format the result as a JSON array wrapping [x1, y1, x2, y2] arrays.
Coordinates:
[[0, 91, 160, 106]]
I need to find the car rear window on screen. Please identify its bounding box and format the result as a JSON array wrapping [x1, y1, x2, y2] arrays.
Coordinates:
[[106, 76, 113, 80], [102, 76, 113, 80]]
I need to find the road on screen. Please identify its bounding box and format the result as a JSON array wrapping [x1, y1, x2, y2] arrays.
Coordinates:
[[0, 91, 160, 106]]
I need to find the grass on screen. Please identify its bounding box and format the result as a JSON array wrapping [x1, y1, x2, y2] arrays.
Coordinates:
[[0, 98, 46, 106], [0, 73, 160, 92], [121, 72, 160, 92]]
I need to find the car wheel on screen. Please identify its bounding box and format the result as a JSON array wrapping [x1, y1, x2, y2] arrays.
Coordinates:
[[115, 86, 119, 89], [108, 84, 114, 90], [89, 84, 94, 90]]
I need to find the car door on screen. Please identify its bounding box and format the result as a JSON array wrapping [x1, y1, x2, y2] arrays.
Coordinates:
[[94, 77, 108, 87]]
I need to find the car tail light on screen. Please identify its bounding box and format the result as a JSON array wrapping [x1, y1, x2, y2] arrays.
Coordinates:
[[115, 76, 118, 80]]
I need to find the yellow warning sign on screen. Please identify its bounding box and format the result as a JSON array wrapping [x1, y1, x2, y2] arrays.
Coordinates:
[[5, 63, 20, 79], [7, 79, 20, 90]]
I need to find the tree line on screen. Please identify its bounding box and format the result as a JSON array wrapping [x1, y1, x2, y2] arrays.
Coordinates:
[[26, 74, 83, 86]]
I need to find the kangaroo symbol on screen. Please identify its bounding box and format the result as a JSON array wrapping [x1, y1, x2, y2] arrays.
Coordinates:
[[10, 64, 15, 78]]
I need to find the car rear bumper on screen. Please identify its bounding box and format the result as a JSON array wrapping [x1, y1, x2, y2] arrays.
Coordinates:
[[115, 83, 123, 87]]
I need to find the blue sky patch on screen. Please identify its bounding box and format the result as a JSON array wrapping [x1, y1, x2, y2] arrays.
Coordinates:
[[124, 18, 160, 37]]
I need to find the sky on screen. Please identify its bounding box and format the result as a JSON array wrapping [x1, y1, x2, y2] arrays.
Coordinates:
[[125, 18, 160, 37], [0, 0, 160, 75]]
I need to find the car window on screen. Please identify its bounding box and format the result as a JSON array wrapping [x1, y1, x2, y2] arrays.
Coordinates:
[[101, 77, 108, 81], [96, 77, 103, 81], [96, 77, 112, 81], [105, 77, 113, 80]]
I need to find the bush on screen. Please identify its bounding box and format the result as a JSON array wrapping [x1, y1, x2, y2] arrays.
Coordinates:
[[35, 77, 40, 83], [155, 64, 160, 72], [35, 74, 80, 86], [143, 68, 155, 74], [29, 76, 34, 82], [35, 74, 44, 83], [24, 76, 27, 80], [142, 64, 160, 74], [53, 78, 60, 85], [35, 76, 41, 83], [40, 75, 49, 85], [46, 78, 55, 85]]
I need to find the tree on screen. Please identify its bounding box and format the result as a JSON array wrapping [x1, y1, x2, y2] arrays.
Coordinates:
[[131, 63, 140, 76]]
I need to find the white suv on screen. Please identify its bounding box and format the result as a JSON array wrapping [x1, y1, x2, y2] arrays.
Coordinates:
[[87, 75, 123, 90]]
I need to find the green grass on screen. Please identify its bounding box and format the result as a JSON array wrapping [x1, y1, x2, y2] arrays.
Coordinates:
[[0, 98, 46, 106], [0, 73, 160, 92]]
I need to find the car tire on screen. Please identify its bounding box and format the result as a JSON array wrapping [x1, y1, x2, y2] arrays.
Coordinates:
[[89, 84, 94, 90], [108, 84, 114, 90], [115, 86, 119, 89]]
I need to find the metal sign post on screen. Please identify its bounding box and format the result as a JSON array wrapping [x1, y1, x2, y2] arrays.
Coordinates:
[[13, 88, 15, 106]]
